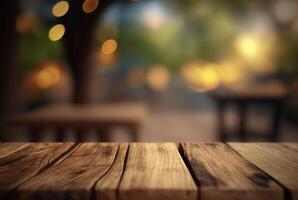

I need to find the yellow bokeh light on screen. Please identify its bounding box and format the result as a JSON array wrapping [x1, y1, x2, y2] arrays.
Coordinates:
[[146, 65, 170, 91], [235, 35, 260, 60], [218, 59, 246, 85], [101, 39, 118, 55], [82, 0, 99, 13], [234, 33, 278, 75], [48, 24, 65, 41], [35, 63, 61, 89], [181, 61, 220, 92], [52, 1, 69, 17]]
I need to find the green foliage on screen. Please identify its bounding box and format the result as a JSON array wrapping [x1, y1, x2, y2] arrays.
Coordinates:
[[19, 24, 62, 80]]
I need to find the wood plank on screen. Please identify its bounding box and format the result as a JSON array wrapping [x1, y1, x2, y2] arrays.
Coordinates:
[[0, 143, 74, 190], [16, 143, 119, 200], [180, 143, 283, 200], [95, 143, 128, 200], [0, 143, 29, 159], [119, 143, 197, 200], [229, 143, 298, 200]]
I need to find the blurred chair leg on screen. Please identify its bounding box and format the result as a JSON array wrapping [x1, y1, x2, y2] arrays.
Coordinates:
[[271, 101, 283, 142], [97, 127, 111, 142], [238, 102, 247, 141], [55, 128, 66, 142], [217, 101, 226, 142], [30, 127, 42, 142]]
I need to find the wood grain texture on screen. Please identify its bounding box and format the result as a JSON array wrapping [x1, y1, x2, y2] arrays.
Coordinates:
[[180, 143, 283, 200], [0, 143, 29, 159], [119, 143, 197, 200], [17, 143, 119, 200], [95, 143, 128, 200], [229, 143, 298, 200], [0, 143, 74, 191]]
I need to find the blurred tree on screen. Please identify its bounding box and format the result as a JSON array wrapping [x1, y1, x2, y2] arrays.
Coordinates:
[[63, 0, 116, 103]]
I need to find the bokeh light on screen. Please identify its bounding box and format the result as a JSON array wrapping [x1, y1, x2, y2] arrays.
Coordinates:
[[48, 24, 65, 41], [273, 0, 297, 24], [218, 59, 247, 85], [16, 11, 37, 34], [82, 0, 99, 14], [35, 62, 62, 89], [181, 61, 220, 92], [234, 32, 278, 75], [101, 39, 118, 55], [146, 65, 170, 91], [235, 35, 260, 60], [52, 1, 69, 17], [142, 3, 166, 30]]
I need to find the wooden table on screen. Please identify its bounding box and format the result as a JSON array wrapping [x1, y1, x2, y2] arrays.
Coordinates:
[[211, 84, 288, 142], [7, 103, 147, 142], [0, 143, 297, 200]]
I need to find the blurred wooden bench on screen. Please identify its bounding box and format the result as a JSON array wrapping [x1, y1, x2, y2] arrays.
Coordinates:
[[7, 103, 147, 142], [211, 83, 288, 142]]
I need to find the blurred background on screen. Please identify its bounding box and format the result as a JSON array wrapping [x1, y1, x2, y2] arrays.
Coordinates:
[[0, 0, 298, 142]]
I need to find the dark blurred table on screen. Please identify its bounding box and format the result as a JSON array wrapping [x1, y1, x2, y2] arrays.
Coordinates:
[[7, 103, 147, 142], [211, 84, 288, 141]]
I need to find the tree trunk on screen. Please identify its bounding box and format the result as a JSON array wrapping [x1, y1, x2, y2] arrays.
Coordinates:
[[63, 0, 115, 104]]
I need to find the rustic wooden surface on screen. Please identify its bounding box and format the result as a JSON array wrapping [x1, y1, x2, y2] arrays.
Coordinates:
[[180, 143, 283, 200], [0, 143, 74, 198], [0, 143, 297, 200], [229, 143, 298, 200], [119, 143, 197, 200]]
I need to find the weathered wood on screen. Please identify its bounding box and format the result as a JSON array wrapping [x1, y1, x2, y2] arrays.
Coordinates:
[[229, 143, 298, 200], [119, 143, 197, 200], [0, 143, 29, 159], [95, 143, 128, 200], [0, 143, 74, 195], [180, 143, 283, 200], [17, 143, 119, 200]]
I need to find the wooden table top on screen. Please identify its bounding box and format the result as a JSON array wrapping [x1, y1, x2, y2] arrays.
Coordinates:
[[7, 103, 147, 127], [0, 143, 297, 200], [211, 83, 288, 102]]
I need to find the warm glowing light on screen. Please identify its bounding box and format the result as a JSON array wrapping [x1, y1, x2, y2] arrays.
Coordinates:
[[35, 63, 61, 89], [234, 33, 277, 75], [181, 61, 220, 92], [16, 12, 37, 34], [98, 52, 115, 68], [82, 0, 99, 13], [146, 65, 170, 91], [52, 1, 69, 17], [142, 3, 165, 30], [235, 35, 260, 60], [48, 24, 65, 41], [101, 39, 118, 55], [218, 59, 246, 85]]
